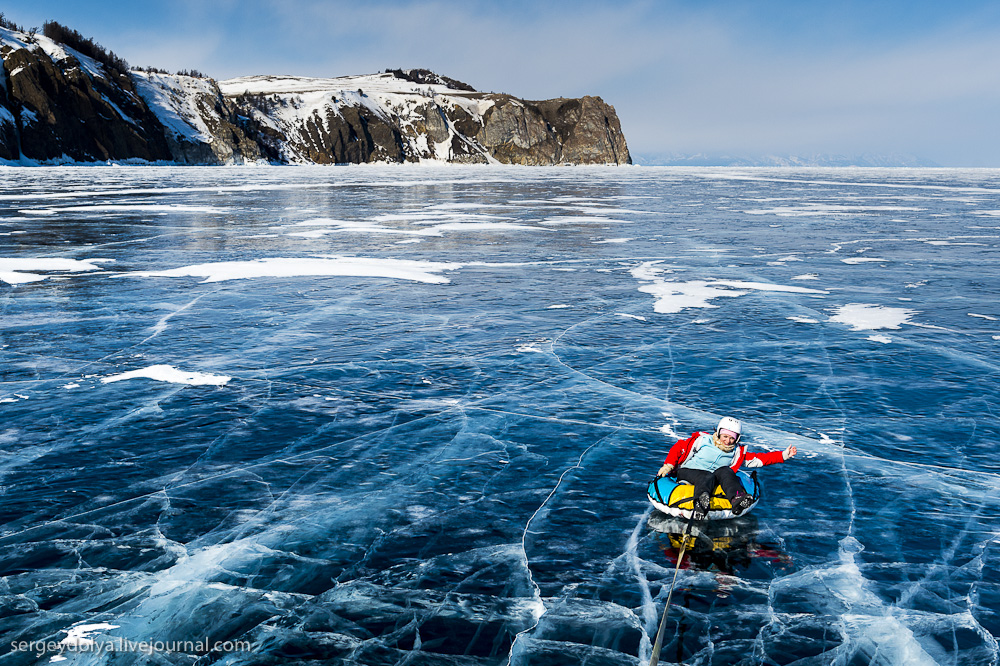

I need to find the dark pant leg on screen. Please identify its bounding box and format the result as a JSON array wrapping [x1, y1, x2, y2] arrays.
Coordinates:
[[713, 466, 745, 500], [676, 468, 714, 502]]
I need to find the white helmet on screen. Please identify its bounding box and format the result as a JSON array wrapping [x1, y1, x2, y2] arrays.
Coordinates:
[[716, 416, 742, 442]]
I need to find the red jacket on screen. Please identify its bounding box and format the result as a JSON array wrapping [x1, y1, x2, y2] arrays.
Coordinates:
[[664, 432, 785, 472]]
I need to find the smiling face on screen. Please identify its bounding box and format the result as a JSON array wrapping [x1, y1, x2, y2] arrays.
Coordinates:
[[715, 430, 738, 451]]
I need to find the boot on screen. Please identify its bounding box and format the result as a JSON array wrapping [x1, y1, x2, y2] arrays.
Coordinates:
[[692, 491, 711, 520], [731, 492, 754, 516]]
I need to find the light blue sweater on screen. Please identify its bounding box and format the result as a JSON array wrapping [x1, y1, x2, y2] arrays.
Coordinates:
[[682, 436, 734, 472]]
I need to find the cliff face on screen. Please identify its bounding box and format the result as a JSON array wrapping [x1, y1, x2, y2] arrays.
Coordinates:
[[477, 95, 630, 165], [217, 72, 631, 166], [0, 27, 630, 166], [131, 72, 263, 165], [0, 32, 172, 163]]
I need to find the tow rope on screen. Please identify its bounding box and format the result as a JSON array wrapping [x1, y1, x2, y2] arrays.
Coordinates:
[[649, 495, 698, 665]]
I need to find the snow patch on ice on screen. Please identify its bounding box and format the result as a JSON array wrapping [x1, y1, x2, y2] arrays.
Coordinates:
[[30, 204, 229, 216], [659, 417, 683, 439], [829, 304, 917, 331], [59, 622, 120, 649], [630, 262, 826, 314], [126, 256, 462, 284], [630, 262, 743, 313], [842, 257, 889, 264], [0, 257, 112, 284], [639, 279, 745, 313], [102, 365, 232, 386]]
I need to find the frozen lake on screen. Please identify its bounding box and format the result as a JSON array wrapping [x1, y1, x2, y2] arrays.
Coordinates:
[[1, 165, 998, 665]]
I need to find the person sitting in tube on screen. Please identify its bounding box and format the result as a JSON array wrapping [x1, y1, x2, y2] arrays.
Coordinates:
[[656, 417, 797, 520]]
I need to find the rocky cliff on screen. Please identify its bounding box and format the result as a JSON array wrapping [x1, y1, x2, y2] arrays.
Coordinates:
[[0, 26, 630, 166], [0, 28, 172, 163], [212, 71, 630, 166]]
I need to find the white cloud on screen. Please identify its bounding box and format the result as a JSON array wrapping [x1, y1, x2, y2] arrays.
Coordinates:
[[611, 13, 1000, 163]]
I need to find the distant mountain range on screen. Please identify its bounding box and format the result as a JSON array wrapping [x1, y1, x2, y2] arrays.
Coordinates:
[[0, 23, 630, 166], [632, 152, 940, 167]]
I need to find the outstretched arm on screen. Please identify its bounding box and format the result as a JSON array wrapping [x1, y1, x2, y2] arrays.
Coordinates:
[[744, 447, 791, 467]]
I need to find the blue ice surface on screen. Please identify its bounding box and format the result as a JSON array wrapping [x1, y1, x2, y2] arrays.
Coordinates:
[[0, 165, 998, 665]]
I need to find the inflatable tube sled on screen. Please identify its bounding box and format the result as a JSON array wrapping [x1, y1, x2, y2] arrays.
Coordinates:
[[647, 470, 760, 521]]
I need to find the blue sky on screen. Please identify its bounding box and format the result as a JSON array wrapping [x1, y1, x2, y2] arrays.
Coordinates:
[[4, 0, 1000, 165]]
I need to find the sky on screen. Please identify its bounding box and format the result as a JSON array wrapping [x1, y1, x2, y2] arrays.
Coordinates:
[[4, 0, 1000, 166]]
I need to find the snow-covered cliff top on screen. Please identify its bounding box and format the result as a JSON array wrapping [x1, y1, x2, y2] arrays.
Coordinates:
[[218, 72, 497, 123], [132, 72, 221, 143], [219, 72, 474, 98]]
